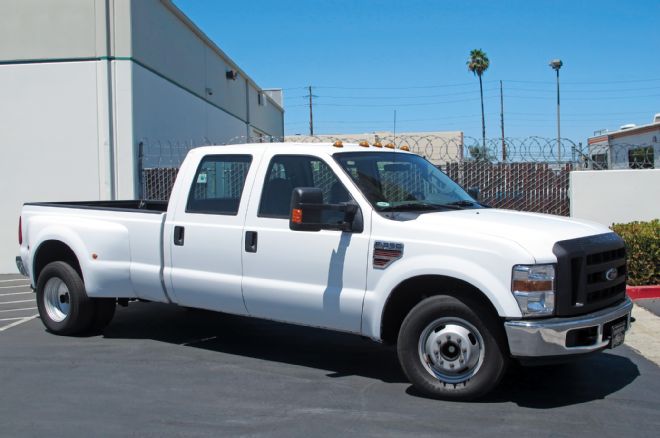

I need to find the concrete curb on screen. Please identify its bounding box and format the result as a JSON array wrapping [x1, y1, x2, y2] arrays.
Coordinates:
[[628, 285, 660, 300]]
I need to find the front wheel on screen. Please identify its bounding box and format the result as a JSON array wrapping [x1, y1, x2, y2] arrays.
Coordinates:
[[397, 295, 508, 401]]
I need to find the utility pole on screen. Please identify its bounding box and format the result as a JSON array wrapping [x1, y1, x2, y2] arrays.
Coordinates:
[[307, 85, 314, 136], [500, 80, 506, 161]]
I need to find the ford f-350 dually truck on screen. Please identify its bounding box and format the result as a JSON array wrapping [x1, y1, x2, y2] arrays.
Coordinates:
[[16, 142, 632, 400]]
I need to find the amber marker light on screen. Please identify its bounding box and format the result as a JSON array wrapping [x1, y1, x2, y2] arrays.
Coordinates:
[[333, 141, 343, 148], [400, 145, 410, 151], [359, 141, 370, 147], [292, 209, 303, 224], [385, 143, 395, 149], [373, 141, 383, 148]]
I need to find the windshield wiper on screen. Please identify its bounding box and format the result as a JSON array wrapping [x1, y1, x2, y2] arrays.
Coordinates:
[[435, 200, 481, 209], [379, 202, 460, 212]]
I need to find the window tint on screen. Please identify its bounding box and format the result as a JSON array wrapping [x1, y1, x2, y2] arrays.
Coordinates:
[[258, 155, 352, 220], [186, 155, 252, 215]]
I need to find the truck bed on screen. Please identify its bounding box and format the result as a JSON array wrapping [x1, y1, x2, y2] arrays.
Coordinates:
[[25, 200, 168, 213]]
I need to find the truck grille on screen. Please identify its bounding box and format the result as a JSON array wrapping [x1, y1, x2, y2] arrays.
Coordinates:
[[553, 233, 627, 316]]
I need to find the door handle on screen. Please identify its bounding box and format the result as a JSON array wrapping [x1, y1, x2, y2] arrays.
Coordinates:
[[174, 226, 185, 246], [245, 231, 258, 253]]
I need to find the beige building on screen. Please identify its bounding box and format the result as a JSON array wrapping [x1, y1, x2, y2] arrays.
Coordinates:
[[285, 131, 464, 166]]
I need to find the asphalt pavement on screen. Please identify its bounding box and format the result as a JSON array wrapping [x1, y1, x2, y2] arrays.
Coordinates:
[[1, 273, 659, 437]]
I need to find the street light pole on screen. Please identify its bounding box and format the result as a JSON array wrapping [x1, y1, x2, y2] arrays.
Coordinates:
[[549, 59, 563, 164]]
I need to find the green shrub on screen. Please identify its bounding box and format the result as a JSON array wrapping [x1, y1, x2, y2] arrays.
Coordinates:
[[611, 219, 660, 286]]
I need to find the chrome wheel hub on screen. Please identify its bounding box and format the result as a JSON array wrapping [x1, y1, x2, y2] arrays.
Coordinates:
[[43, 277, 70, 323], [418, 317, 485, 384]]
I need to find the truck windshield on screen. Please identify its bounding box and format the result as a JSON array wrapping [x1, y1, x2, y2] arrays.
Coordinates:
[[334, 152, 479, 212]]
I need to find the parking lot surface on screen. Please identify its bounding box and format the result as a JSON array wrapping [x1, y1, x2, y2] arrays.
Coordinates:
[[0, 274, 37, 332], [1, 280, 659, 437]]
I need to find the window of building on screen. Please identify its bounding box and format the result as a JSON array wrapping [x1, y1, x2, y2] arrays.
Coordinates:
[[591, 153, 608, 170], [258, 155, 352, 221], [628, 146, 654, 169], [186, 155, 252, 215]]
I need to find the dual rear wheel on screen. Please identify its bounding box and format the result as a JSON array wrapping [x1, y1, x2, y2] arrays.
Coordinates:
[[36, 261, 116, 336]]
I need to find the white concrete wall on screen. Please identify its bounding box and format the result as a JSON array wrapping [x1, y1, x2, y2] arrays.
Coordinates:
[[570, 169, 660, 226], [0, 61, 106, 273], [131, 61, 248, 167]]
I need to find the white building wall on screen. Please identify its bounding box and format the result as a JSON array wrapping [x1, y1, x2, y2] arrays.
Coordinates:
[[0, 0, 284, 272], [0, 61, 104, 272], [570, 169, 660, 226], [131, 61, 247, 168], [607, 130, 660, 169]]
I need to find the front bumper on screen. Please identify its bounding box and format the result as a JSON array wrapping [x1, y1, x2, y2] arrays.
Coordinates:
[[504, 297, 633, 357]]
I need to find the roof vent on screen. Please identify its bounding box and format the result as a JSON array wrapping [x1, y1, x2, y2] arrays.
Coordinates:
[[620, 124, 636, 130]]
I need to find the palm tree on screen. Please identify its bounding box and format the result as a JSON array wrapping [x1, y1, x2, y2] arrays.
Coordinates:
[[467, 49, 490, 151]]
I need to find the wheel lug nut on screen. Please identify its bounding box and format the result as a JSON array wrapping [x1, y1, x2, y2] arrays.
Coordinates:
[[457, 339, 462, 344], [462, 349, 467, 353], [459, 359, 464, 363], [450, 364, 454, 369]]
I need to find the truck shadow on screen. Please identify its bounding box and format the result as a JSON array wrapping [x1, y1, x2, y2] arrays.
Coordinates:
[[104, 302, 640, 407]]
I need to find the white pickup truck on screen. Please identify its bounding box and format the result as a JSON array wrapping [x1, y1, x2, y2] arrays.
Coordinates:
[[16, 142, 632, 400]]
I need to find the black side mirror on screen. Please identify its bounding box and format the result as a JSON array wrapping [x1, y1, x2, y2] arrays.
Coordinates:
[[289, 187, 361, 232], [289, 187, 323, 232], [467, 187, 480, 201]]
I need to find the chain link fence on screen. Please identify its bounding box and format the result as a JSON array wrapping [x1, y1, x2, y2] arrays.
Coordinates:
[[138, 135, 657, 216]]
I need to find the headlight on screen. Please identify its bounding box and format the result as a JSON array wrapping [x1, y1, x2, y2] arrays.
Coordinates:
[[512, 264, 555, 317]]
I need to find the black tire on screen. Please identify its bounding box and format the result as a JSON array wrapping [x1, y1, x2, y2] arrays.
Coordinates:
[[397, 295, 508, 401], [36, 261, 94, 336], [88, 298, 117, 334]]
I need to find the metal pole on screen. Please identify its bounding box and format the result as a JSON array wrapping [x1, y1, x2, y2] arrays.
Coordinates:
[[500, 80, 506, 161], [308, 85, 314, 136], [556, 69, 561, 164], [393, 110, 397, 144]]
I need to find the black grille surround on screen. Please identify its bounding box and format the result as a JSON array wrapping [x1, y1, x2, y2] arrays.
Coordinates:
[[553, 232, 627, 317]]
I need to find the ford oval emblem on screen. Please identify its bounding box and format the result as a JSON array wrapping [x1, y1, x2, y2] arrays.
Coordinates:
[[605, 268, 618, 281]]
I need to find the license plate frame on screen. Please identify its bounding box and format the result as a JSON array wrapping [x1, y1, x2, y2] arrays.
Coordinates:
[[608, 320, 626, 349]]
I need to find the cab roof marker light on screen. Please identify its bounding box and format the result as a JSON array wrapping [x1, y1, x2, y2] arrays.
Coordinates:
[[372, 141, 383, 148], [399, 145, 410, 151], [333, 141, 343, 148], [359, 141, 370, 147], [384, 143, 395, 149]]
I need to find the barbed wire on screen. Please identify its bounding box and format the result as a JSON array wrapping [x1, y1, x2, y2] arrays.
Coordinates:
[[138, 135, 657, 215]]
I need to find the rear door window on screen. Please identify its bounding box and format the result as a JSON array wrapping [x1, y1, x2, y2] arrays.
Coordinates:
[[186, 155, 252, 215]]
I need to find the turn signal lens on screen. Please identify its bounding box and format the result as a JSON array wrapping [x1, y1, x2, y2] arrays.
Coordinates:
[[292, 208, 303, 224], [512, 264, 556, 317]]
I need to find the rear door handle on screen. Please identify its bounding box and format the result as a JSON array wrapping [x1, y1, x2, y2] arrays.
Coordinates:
[[245, 231, 258, 253], [174, 226, 185, 246]]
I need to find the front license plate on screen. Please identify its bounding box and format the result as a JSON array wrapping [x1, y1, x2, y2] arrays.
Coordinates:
[[609, 321, 626, 349]]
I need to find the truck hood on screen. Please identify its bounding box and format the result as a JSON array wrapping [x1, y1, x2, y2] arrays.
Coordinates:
[[411, 208, 611, 263]]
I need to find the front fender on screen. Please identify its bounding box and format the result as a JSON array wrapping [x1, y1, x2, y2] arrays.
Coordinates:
[[360, 254, 524, 340]]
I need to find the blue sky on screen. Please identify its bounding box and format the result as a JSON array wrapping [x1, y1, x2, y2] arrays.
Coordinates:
[[175, 0, 660, 143]]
